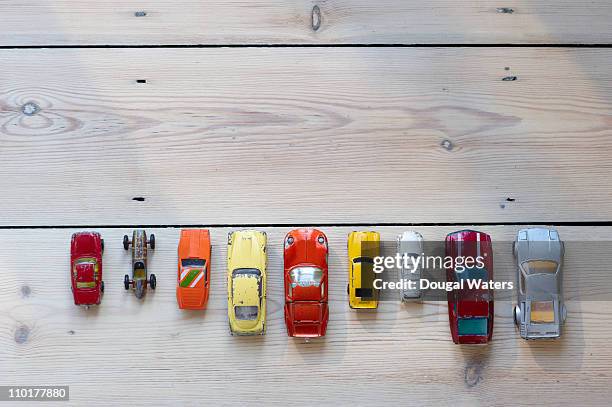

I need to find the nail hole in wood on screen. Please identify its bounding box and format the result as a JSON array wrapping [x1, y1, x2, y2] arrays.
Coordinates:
[[311, 5, 322, 31], [136, 79, 147, 84], [21, 285, 31, 298], [14, 325, 30, 344], [496, 7, 514, 14], [132, 197, 146, 202], [134, 11, 147, 17], [21, 102, 40, 116], [441, 139, 454, 151], [464, 362, 484, 387]]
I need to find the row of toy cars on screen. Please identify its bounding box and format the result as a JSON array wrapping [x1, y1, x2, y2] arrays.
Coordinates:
[[70, 227, 567, 341]]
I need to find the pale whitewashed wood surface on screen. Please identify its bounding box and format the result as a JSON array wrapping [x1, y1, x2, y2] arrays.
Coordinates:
[[1, 226, 611, 406], [1, 0, 612, 45], [1, 48, 612, 226]]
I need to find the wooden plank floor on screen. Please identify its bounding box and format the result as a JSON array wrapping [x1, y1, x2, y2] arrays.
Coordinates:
[[1, 227, 611, 406], [1, 48, 612, 225], [1, 1, 612, 45], [1, 1, 612, 405]]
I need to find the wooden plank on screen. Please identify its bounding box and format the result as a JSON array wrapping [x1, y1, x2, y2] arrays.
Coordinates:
[[1, 226, 611, 406], [1, 48, 611, 226], [1, 1, 612, 45]]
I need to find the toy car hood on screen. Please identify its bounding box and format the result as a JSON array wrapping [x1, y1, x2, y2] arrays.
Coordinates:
[[71, 233, 99, 256], [285, 302, 328, 337], [284, 230, 327, 270], [229, 231, 266, 269], [516, 228, 563, 263]]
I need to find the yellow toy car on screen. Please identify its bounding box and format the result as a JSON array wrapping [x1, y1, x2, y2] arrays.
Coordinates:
[[227, 230, 267, 335], [348, 231, 380, 309]]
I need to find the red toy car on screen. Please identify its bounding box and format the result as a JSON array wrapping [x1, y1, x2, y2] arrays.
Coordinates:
[[284, 229, 329, 338], [70, 232, 104, 306], [446, 230, 494, 344]]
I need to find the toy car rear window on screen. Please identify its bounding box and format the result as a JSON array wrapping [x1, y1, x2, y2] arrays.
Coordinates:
[[355, 288, 374, 298], [522, 260, 558, 275], [353, 257, 374, 264], [232, 268, 261, 278], [457, 318, 488, 336], [290, 267, 323, 287], [181, 259, 206, 268], [235, 306, 259, 321], [531, 301, 555, 323]]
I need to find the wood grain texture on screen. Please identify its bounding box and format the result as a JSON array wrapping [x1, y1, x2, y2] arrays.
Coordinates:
[[1, 226, 611, 406], [1, 1, 612, 45], [1, 48, 612, 225]]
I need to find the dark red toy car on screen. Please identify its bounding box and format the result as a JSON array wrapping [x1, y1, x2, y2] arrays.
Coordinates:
[[70, 232, 104, 306], [446, 230, 494, 344], [284, 229, 329, 338]]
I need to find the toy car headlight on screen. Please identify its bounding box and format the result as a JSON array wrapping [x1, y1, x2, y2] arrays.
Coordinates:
[[285, 236, 294, 249]]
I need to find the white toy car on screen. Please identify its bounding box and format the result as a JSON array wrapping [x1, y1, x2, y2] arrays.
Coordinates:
[[397, 231, 424, 301]]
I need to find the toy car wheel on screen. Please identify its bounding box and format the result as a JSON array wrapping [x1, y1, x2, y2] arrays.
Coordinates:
[[513, 305, 521, 326], [149, 234, 156, 250], [149, 274, 157, 290], [101, 239, 105, 253], [124, 275, 130, 290], [123, 235, 130, 250], [101, 281, 105, 293], [346, 284, 349, 295], [561, 304, 567, 323]]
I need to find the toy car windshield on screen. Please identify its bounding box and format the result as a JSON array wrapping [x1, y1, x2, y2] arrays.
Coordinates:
[[232, 268, 261, 278], [353, 257, 374, 264], [181, 259, 205, 268], [521, 260, 558, 274], [290, 267, 323, 287]]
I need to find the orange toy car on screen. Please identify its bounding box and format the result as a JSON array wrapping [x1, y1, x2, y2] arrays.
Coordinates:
[[177, 229, 211, 310]]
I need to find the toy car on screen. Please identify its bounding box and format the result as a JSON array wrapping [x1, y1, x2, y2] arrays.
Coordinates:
[[123, 229, 156, 299], [70, 232, 104, 306], [513, 228, 566, 340], [284, 229, 329, 337], [177, 229, 211, 310], [446, 230, 494, 344], [348, 231, 380, 309], [397, 231, 424, 301], [227, 230, 267, 335]]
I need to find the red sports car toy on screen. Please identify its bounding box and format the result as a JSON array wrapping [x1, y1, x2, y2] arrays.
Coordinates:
[[284, 229, 329, 338], [70, 232, 104, 306], [446, 230, 494, 344]]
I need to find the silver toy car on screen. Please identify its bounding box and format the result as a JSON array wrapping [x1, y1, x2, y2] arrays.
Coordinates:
[[123, 229, 156, 299], [397, 231, 423, 301], [513, 228, 566, 340]]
